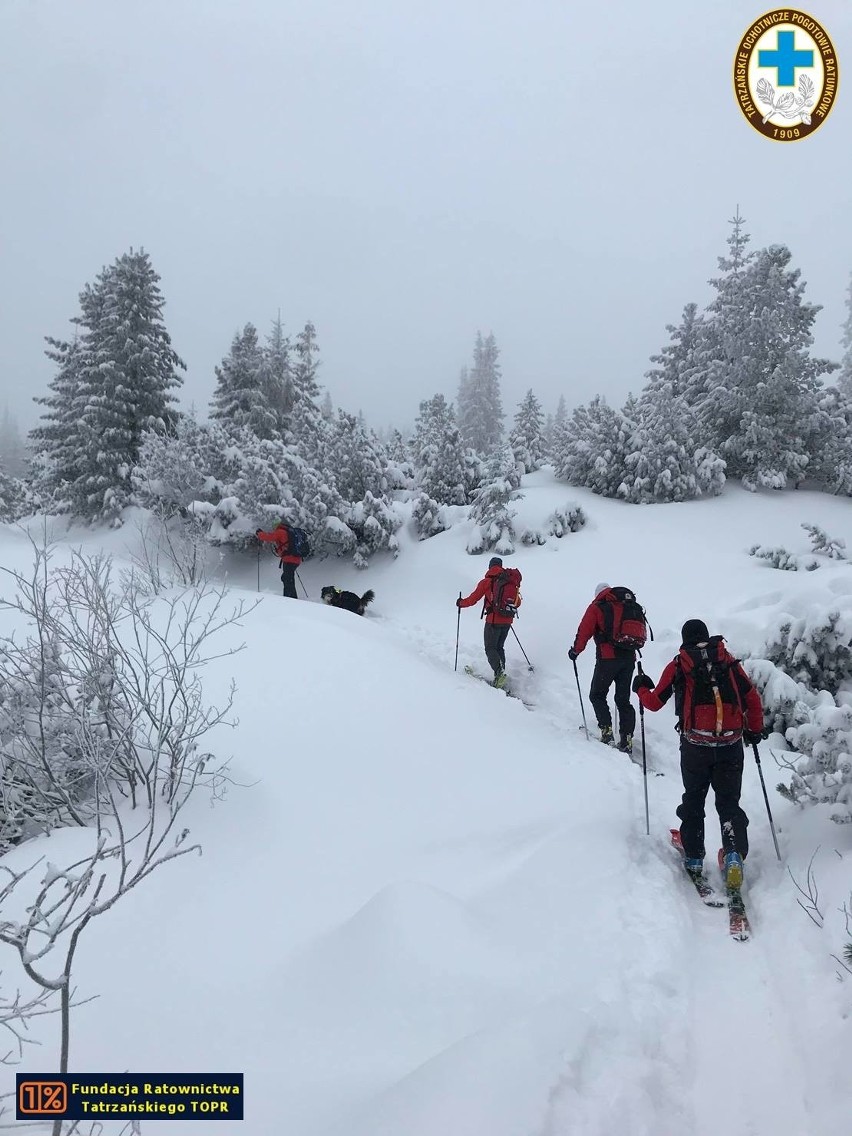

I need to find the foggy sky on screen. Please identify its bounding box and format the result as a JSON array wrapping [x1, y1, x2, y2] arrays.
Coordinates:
[[1, 0, 850, 434]]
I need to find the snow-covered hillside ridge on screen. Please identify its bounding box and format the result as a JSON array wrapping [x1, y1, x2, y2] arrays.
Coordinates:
[[1, 472, 851, 1136]]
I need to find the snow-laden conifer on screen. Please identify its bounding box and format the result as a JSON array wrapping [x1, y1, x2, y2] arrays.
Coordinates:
[[458, 333, 504, 454], [510, 389, 545, 473], [210, 323, 278, 439], [466, 443, 521, 555]]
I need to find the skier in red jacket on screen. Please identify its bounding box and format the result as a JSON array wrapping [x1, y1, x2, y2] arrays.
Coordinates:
[[256, 522, 302, 598], [457, 557, 520, 688], [568, 582, 637, 752], [633, 619, 764, 887]]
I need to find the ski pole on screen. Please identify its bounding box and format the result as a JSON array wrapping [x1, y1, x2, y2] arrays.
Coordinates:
[[752, 742, 782, 861], [510, 626, 534, 671], [637, 661, 650, 837], [454, 592, 461, 672], [296, 570, 309, 599], [256, 545, 261, 592], [572, 657, 589, 741]]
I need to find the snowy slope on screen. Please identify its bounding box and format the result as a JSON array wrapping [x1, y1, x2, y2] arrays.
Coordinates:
[[1, 477, 851, 1136]]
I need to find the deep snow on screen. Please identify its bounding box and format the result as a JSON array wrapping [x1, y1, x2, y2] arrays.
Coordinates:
[[1, 475, 851, 1135]]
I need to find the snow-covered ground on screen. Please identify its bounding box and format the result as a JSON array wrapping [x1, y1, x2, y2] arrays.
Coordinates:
[[2, 475, 851, 1135]]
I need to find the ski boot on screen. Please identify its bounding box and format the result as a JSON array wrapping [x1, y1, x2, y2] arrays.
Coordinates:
[[718, 848, 744, 889], [600, 725, 614, 745], [617, 734, 633, 754], [492, 671, 508, 690]]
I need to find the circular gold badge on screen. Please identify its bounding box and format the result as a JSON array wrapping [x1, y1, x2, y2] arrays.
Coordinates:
[[734, 9, 839, 140]]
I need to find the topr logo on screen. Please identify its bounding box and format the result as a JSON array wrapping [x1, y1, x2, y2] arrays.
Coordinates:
[[734, 9, 838, 140]]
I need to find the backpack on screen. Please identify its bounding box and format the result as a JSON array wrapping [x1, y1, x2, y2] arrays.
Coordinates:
[[280, 524, 311, 559], [673, 636, 745, 745], [596, 586, 650, 651], [488, 568, 522, 618]]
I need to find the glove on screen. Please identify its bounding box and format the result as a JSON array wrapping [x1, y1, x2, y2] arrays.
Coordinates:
[[255, 529, 262, 537], [567, 648, 578, 662], [456, 598, 463, 608], [743, 729, 763, 746], [632, 674, 654, 694]]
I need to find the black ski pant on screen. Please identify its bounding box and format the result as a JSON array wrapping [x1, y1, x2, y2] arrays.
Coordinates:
[[677, 737, 749, 861], [589, 655, 636, 739], [280, 563, 298, 599], [484, 623, 510, 678]]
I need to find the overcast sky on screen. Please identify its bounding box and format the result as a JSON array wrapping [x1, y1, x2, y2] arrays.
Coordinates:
[[1, 0, 850, 434]]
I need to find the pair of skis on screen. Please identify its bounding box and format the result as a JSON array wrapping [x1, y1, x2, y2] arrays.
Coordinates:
[[670, 829, 751, 941], [581, 726, 665, 776], [464, 665, 532, 707]]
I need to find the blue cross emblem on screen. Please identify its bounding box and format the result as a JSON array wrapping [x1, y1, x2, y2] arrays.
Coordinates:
[[758, 30, 814, 86]]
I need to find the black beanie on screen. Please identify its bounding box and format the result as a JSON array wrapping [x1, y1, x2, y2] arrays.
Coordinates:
[[681, 619, 710, 646], [488, 556, 503, 568]]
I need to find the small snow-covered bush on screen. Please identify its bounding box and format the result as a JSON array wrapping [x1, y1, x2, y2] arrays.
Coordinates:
[[547, 503, 587, 537], [801, 523, 847, 561], [745, 600, 852, 823], [749, 544, 809, 571], [412, 491, 445, 540]]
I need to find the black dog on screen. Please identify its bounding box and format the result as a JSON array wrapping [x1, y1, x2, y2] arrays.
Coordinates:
[[321, 586, 375, 615]]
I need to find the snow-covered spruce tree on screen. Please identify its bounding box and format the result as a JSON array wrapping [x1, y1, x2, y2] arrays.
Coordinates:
[[412, 394, 466, 507], [545, 395, 568, 463], [553, 396, 631, 498], [32, 250, 184, 523], [262, 315, 294, 436], [384, 429, 415, 491], [839, 271, 852, 397], [326, 411, 401, 565], [30, 334, 87, 509], [321, 390, 334, 421], [620, 384, 726, 503], [466, 443, 522, 555], [210, 323, 278, 440], [327, 411, 389, 504], [683, 208, 755, 430], [292, 320, 322, 413], [458, 332, 504, 454], [510, 389, 545, 473], [808, 386, 852, 496], [462, 446, 486, 502], [688, 215, 836, 489], [644, 302, 705, 403]]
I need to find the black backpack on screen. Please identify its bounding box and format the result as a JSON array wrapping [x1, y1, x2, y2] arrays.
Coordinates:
[[596, 586, 651, 651], [280, 524, 311, 559]]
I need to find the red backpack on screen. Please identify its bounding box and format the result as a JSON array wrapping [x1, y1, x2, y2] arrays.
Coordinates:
[[488, 568, 522, 618], [596, 586, 650, 651], [673, 637, 745, 745]]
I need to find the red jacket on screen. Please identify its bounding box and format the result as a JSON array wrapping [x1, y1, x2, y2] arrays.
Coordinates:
[[638, 646, 763, 741], [257, 526, 301, 565], [458, 565, 515, 625], [572, 587, 629, 661]]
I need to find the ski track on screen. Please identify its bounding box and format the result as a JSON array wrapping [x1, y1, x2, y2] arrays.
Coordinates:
[[382, 608, 836, 1136]]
